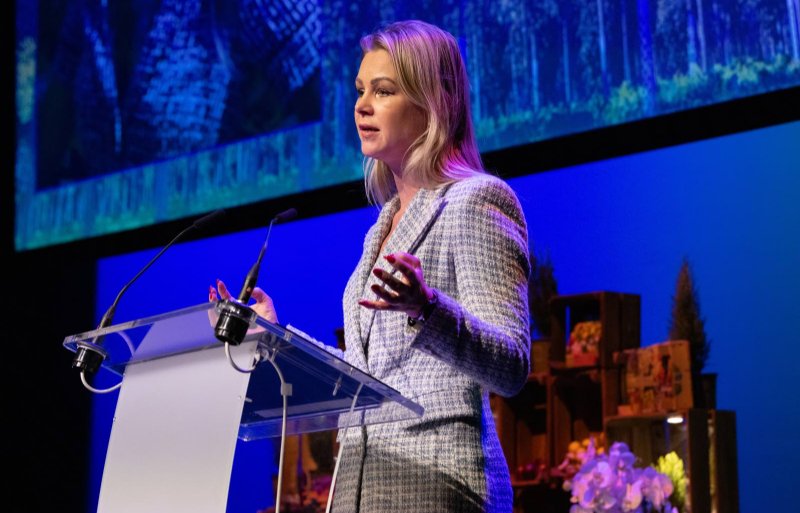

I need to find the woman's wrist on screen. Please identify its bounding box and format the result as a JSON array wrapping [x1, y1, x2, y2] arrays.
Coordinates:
[[408, 288, 438, 326]]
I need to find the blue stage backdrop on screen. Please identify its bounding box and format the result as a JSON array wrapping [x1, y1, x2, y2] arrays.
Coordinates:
[[16, 0, 800, 249], [93, 119, 800, 513]]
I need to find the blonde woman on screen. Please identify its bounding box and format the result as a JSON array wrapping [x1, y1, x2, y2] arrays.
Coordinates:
[[214, 20, 530, 513]]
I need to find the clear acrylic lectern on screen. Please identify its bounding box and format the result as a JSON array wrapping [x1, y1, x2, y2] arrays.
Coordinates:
[[63, 302, 423, 513]]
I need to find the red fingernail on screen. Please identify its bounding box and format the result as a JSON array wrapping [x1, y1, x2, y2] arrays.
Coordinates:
[[384, 254, 395, 263]]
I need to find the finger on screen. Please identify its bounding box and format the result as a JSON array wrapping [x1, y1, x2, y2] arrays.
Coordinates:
[[207, 308, 220, 325], [216, 279, 233, 300], [384, 254, 420, 283], [388, 251, 421, 269], [370, 283, 402, 303], [209, 286, 218, 302], [251, 287, 268, 303], [250, 287, 278, 323], [372, 268, 410, 292], [358, 298, 394, 311]]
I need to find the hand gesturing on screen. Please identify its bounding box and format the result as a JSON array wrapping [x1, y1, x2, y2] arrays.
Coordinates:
[[358, 252, 434, 319]]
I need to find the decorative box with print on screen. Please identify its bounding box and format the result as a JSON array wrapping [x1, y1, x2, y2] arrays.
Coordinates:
[[621, 339, 693, 415]]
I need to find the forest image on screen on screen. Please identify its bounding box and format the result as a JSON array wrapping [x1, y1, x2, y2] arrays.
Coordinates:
[[15, 0, 800, 249]]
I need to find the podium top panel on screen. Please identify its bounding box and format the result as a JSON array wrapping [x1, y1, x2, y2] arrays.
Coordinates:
[[63, 303, 424, 439]]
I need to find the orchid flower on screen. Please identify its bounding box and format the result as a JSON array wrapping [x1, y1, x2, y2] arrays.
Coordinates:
[[566, 441, 676, 513], [622, 481, 643, 511]]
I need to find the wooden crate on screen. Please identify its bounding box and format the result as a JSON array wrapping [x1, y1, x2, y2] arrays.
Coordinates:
[[491, 375, 549, 485], [549, 292, 640, 369], [530, 339, 551, 375], [547, 367, 620, 469], [710, 410, 739, 513]]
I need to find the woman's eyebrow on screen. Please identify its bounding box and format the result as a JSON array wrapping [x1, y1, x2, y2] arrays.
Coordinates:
[[355, 76, 398, 86]]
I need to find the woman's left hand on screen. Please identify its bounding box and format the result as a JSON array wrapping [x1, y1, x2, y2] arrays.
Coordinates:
[[359, 252, 434, 318], [210, 279, 279, 324]]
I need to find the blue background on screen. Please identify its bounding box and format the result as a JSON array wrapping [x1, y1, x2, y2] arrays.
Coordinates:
[[94, 119, 800, 513]]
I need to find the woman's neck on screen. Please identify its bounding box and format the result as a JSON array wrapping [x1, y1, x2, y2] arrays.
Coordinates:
[[392, 168, 421, 211]]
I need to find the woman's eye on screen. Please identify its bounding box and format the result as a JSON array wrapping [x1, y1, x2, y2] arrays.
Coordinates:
[[376, 89, 392, 97], [356, 88, 364, 97]]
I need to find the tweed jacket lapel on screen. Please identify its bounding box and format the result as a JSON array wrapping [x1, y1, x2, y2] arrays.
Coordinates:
[[350, 186, 450, 363], [382, 186, 448, 256], [346, 196, 396, 367]]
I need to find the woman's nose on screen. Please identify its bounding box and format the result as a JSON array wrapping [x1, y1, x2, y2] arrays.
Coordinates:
[[355, 94, 372, 116]]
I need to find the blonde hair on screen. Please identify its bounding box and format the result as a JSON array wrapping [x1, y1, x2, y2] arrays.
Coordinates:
[[359, 20, 484, 205]]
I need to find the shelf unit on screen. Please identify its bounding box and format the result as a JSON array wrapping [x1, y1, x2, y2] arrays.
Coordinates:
[[547, 292, 640, 468], [491, 290, 738, 512]]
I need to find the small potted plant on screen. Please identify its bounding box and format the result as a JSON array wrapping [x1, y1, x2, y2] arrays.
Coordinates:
[[566, 320, 602, 367]]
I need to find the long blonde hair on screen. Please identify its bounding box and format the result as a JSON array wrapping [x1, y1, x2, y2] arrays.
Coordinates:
[[360, 20, 484, 205]]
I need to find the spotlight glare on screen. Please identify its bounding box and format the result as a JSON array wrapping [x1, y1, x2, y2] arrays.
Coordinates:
[[666, 414, 685, 424]]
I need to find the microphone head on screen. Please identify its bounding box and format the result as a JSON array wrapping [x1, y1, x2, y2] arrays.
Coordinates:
[[193, 209, 226, 230], [273, 208, 298, 223]]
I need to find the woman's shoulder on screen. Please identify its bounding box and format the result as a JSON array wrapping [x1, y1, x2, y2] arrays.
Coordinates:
[[444, 173, 520, 209], [439, 172, 529, 247]]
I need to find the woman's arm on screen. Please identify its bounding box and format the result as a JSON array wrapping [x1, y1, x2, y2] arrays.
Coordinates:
[[408, 177, 531, 397]]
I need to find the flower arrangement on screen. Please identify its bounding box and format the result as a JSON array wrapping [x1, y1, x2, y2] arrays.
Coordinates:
[[565, 442, 677, 513], [567, 320, 602, 367]]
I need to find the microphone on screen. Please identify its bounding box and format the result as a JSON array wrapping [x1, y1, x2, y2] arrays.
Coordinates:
[[236, 208, 297, 303], [72, 209, 226, 376], [215, 208, 297, 345]]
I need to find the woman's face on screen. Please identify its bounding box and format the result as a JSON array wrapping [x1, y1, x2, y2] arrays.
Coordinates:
[[354, 49, 427, 174]]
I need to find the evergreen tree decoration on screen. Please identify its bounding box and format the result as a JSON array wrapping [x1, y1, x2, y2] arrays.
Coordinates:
[[668, 257, 711, 387], [529, 250, 558, 339]]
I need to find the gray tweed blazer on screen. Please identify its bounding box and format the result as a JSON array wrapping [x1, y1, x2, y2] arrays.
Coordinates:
[[330, 174, 531, 513]]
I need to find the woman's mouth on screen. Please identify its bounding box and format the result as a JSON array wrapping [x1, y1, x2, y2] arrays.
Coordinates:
[[358, 124, 379, 135]]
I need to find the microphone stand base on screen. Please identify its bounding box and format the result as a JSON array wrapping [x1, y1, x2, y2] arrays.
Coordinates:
[[72, 340, 109, 376], [214, 300, 256, 346]]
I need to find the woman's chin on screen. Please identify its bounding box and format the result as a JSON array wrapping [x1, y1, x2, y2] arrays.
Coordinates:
[[361, 150, 386, 164], [360, 142, 379, 157]]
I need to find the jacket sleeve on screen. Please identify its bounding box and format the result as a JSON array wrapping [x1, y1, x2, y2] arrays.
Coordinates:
[[408, 178, 531, 397]]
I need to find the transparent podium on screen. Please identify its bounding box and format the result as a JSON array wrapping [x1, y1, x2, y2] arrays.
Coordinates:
[[63, 303, 423, 513]]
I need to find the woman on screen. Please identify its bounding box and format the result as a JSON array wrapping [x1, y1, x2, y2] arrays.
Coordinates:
[[213, 20, 530, 513]]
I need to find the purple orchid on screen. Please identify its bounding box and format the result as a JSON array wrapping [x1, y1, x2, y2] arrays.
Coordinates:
[[566, 441, 676, 513]]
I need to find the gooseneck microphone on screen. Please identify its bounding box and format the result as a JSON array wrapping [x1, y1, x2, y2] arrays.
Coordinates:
[[72, 209, 226, 377], [215, 208, 297, 345], [236, 208, 297, 303]]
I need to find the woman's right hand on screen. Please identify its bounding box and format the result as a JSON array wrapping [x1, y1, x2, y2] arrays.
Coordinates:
[[209, 279, 279, 324]]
